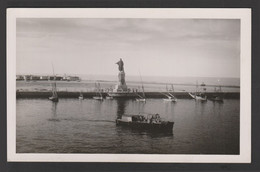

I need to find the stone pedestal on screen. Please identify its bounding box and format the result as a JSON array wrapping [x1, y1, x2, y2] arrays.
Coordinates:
[[114, 71, 128, 92]]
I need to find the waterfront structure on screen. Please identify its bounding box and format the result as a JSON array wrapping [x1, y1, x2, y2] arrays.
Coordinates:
[[108, 58, 135, 98], [66, 76, 80, 81], [31, 75, 41, 80], [16, 74, 81, 81], [40, 76, 48, 80], [114, 58, 128, 92], [23, 75, 31, 81]]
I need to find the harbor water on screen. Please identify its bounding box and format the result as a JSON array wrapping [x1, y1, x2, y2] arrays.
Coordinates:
[[16, 98, 239, 154]]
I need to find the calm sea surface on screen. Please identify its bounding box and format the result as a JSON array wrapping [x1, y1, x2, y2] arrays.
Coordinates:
[[16, 98, 239, 154]]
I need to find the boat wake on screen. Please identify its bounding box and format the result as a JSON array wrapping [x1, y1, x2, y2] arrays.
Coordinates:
[[47, 118, 115, 123], [84, 119, 115, 123], [47, 118, 61, 122]]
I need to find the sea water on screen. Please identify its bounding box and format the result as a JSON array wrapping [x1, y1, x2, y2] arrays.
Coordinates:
[[16, 98, 239, 154]]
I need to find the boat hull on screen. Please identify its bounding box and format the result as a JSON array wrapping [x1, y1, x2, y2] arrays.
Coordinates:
[[49, 96, 59, 102], [209, 96, 224, 102], [163, 98, 177, 102], [136, 98, 146, 102], [188, 93, 207, 101], [116, 120, 174, 132], [93, 96, 103, 100]]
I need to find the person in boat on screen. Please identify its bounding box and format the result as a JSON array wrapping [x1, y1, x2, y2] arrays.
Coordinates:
[[116, 58, 124, 72], [149, 114, 158, 124], [155, 113, 161, 123]]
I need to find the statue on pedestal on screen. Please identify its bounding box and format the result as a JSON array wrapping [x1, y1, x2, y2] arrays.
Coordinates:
[[115, 58, 127, 91]]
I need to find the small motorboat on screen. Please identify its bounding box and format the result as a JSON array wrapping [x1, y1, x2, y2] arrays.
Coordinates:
[[116, 114, 174, 132]]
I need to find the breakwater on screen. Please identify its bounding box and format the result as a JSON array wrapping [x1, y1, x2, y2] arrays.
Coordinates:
[[16, 91, 240, 99]]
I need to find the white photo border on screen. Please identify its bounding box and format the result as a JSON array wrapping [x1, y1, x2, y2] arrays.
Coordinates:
[[7, 8, 251, 163]]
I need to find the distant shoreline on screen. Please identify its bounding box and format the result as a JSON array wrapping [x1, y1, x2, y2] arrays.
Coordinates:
[[16, 80, 240, 88]]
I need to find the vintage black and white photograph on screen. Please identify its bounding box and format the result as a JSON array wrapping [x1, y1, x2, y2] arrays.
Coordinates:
[[7, 8, 251, 162]]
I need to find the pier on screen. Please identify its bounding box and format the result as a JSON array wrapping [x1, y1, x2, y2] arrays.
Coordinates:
[[16, 91, 239, 99]]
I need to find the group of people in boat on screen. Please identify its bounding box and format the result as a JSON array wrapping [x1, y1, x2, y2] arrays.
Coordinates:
[[132, 114, 162, 124]]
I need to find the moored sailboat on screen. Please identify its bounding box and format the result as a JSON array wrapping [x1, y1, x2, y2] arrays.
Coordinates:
[[79, 91, 84, 100], [93, 82, 103, 100], [161, 92, 177, 102], [136, 71, 146, 102], [49, 82, 59, 102], [49, 64, 59, 102], [163, 84, 177, 102], [209, 81, 224, 102], [136, 85, 146, 102], [189, 81, 207, 101]]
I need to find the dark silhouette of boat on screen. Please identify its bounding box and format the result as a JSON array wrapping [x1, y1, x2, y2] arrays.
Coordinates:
[[116, 114, 174, 132], [209, 95, 224, 102], [209, 80, 224, 102]]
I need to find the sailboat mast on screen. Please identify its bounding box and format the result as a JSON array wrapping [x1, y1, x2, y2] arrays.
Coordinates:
[[218, 79, 222, 92], [139, 70, 145, 98], [52, 63, 56, 81], [54, 82, 57, 97], [51, 63, 58, 98], [196, 80, 198, 96], [142, 85, 145, 97]]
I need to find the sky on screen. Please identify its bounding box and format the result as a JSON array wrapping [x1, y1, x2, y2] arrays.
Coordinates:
[[16, 18, 240, 78]]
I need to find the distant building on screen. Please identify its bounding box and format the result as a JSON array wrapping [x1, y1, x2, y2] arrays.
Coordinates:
[[23, 75, 31, 81], [48, 76, 63, 81], [16, 74, 81, 81], [31, 75, 41, 80], [56, 76, 63, 81], [40, 76, 48, 80], [16, 75, 24, 80], [66, 76, 80, 81]]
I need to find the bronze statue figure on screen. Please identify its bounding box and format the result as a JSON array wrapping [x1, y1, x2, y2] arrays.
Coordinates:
[[116, 58, 124, 72]]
